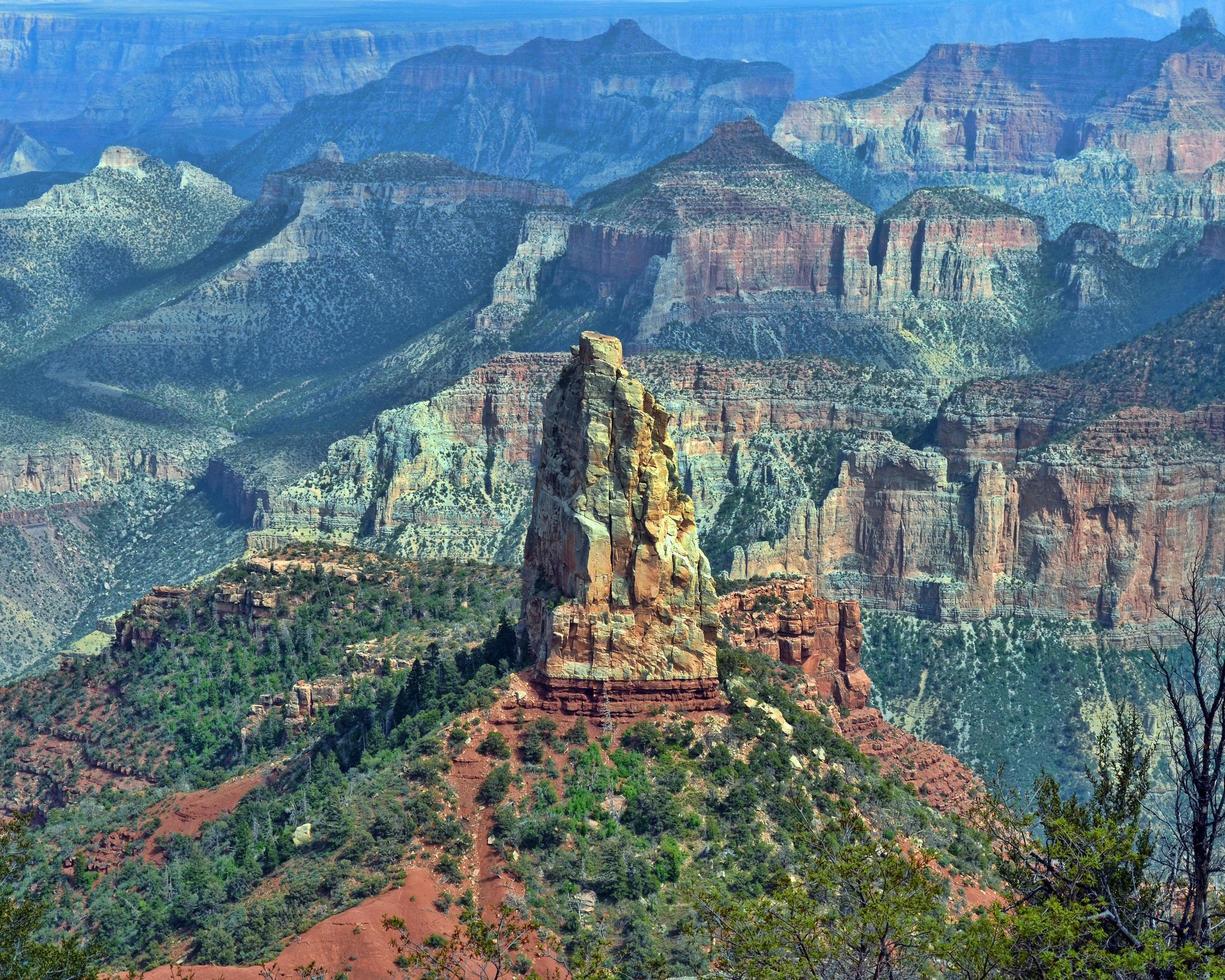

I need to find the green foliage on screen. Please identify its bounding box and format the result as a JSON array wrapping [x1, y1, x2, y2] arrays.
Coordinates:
[[0, 818, 98, 979], [6, 553, 517, 796], [478, 764, 515, 807], [707, 815, 947, 979], [486, 645, 992, 979], [4, 553, 523, 971], [518, 719, 558, 766], [478, 731, 512, 760], [861, 613, 1162, 794]]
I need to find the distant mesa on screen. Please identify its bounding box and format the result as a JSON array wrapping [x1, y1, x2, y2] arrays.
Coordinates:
[[477, 120, 1047, 350], [213, 20, 793, 199], [774, 5, 1225, 246]]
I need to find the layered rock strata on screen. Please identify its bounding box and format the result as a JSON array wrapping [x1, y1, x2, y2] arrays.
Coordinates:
[[72, 150, 564, 383], [834, 708, 983, 819], [872, 189, 1043, 303], [215, 20, 793, 199], [717, 575, 981, 816], [717, 577, 870, 708], [774, 11, 1225, 254], [478, 121, 1046, 345], [519, 332, 721, 713], [263, 336, 1225, 637], [776, 12, 1225, 181]]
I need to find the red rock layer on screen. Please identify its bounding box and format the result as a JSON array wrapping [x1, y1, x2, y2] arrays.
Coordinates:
[[718, 577, 870, 709], [873, 213, 1043, 303], [776, 15, 1225, 179], [531, 676, 724, 717], [835, 708, 982, 821]]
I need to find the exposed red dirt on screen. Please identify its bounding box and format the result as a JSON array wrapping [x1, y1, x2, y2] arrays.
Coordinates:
[[142, 765, 274, 862], [833, 706, 984, 821], [142, 865, 459, 980], [141, 668, 993, 975]]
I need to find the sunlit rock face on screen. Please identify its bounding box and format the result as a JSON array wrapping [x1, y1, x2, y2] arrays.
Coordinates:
[[520, 331, 721, 714]]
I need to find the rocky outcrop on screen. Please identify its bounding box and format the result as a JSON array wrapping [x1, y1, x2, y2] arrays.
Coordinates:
[[0, 444, 202, 498], [263, 350, 942, 558], [774, 12, 1225, 257], [734, 409, 1225, 637], [215, 21, 793, 199], [835, 707, 983, 818], [718, 577, 869, 708], [872, 189, 1044, 303], [484, 122, 1047, 351], [260, 322, 1225, 637], [0, 147, 243, 359], [777, 12, 1225, 181], [0, 120, 57, 177], [564, 119, 878, 325], [520, 333, 721, 713], [717, 574, 981, 815], [474, 210, 573, 335]]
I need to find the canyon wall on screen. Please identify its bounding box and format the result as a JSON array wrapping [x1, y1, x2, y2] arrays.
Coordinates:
[[872, 191, 1044, 303], [772, 12, 1225, 257], [481, 121, 1047, 345], [215, 21, 793, 199], [0, 446, 195, 498], [72, 150, 562, 384], [263, 347, 1225, 637], [718, 576, 869, 709], [776, 13, 1225, 181]]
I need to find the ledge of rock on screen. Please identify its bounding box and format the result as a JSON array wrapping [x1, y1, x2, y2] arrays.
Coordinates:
[[718, 576, 870, 709]]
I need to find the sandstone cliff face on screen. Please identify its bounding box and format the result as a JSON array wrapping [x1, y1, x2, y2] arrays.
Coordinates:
[[872, 190, 1044, 303], [732, 409, 1225, 637], [265, 350, 942, 559], [215, 20, 793, 199], [0, 446, 194, 497], [486, 121, 1046, 350], [777, 13, 1225, 180], [715, 576, 982, 815], [774, 12, 1225, 258], [520, 333, 721, 712], [263, 334, 1225, 637], [718, 577, 869, 708]]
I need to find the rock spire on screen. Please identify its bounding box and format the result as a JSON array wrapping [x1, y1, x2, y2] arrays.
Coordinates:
[[520, 331, 721, 713]]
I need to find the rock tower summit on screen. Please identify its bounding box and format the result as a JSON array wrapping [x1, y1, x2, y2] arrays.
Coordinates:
[[520, 331, 721, 713]]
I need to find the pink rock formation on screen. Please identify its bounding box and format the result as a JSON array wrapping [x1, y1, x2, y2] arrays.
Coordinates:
[[775, 13, 1225, 180], [718, 577, 870, 708], [520, 332, 722, 714]]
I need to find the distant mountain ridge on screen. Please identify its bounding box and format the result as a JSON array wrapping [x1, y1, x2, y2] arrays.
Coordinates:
[[213, 20, 793, 198], [0, 145, 243, 361], [478, 119, 1224, 375], [775, 8, 1225, 258]]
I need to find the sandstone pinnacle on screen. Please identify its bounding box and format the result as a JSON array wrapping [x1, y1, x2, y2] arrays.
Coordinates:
[[520, 331, 721, 713]]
